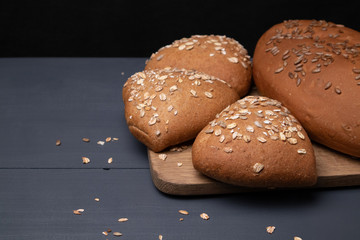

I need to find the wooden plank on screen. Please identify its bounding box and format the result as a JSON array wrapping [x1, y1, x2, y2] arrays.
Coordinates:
[[2, 169, 360, 240], [0, 58, 149, 169], [148, 142, 360, 195]]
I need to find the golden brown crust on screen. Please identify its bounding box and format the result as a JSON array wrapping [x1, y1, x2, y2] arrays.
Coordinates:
[[123, 68, 239, 152], [145, 35, 252, 96], [192, 96, 317, 188], [253, 20, 360, 157]]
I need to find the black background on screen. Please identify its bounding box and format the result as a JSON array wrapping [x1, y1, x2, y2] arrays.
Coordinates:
[[1, 0, 359, 57]]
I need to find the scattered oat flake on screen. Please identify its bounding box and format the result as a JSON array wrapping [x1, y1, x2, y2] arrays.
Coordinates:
[[94, 198, 100, 202], [102, 231, 108, 236], [159, 234, 163, 240], [294, 237, 302, 240], [158, 154, 167, 161], [178, 210, 189, 215], [73, 210, 81, 215], [82, 157, 90, 164], [97, 141, 105, 145], [73, 209, 84, 215], [82, 137, 90, 142], [108, 157, 113, 164], [266, 226, 276, 234], [113, 232, 122, 237], [200, 213, 210, 220], [179, 218, 184, 221], [56, 139, 61, 146], [113, 137, 119, 141], [106, 137, 112, 142], [177, 162, 183, 167], [118, 218, 128, 222]]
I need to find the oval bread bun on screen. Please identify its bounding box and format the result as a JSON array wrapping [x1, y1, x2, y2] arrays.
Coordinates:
[[123, 68, 239, 152], [145, 35, 252, 97], [253, 20, 360, 157], [192, 96, 317, 188]]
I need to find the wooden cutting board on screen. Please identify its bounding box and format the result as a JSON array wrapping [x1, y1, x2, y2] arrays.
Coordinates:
[[147, 87, 360, 195], [148, 142, 360, 195]]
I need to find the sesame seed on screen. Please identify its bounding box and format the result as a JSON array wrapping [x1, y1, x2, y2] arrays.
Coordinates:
[[324, 81, 332, 90], [156, 55, 164, 61], [275, 67, 284, 74], [312, 68, 321, 73], [335, 87, 342, 94]]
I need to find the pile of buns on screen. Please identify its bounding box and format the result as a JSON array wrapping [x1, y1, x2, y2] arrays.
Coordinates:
[[123, 20, 360, 188]]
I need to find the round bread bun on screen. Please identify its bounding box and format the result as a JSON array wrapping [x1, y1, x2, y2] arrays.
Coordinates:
[[192, 96, 317, 188], [253, 20, 360, 157], [123, 68, 239, 152], [145, 35, 252, 97]]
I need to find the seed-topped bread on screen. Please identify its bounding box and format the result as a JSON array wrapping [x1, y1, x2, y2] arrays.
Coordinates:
[[145, 35, 252, 96], [253, 20, 360, 157], [192, 96, 317, 188], [123, 68, 239, 152]]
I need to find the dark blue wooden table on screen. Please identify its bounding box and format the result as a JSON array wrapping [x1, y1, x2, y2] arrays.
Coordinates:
[[1, 58, 359, 239]]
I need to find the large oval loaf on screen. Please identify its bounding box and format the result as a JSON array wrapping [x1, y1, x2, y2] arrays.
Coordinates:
[[192, 96, 317, 188], [123, 68, 239, 152], [145, 35, 252, 96], [253, 20, 360, 157]]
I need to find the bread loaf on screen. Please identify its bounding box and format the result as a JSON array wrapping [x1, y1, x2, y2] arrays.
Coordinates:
[[192, 96, 317, 188], [123, 68, 239, 152], [145, 35, 252, 96], [253, 20, 360, 157]]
